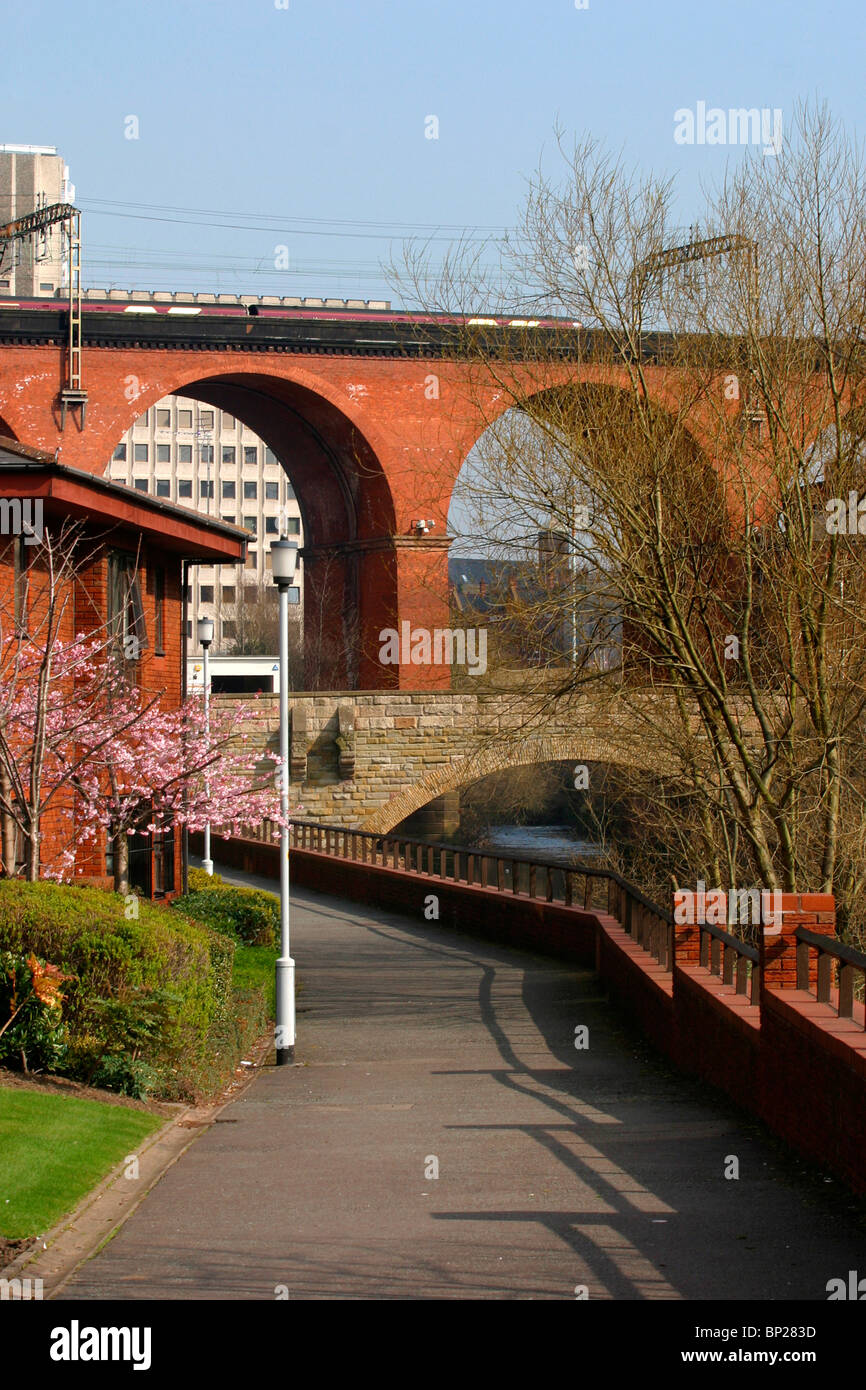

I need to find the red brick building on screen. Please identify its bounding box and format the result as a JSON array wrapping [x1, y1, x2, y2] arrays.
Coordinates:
[[0, 436, 247, 895]]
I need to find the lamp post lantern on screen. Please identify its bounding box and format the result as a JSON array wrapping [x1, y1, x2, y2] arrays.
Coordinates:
[[196, 616, 214, 876], [270, 538, 299, 1064]]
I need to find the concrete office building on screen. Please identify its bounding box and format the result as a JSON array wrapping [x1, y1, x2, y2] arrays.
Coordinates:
[[105, 398, 303, 650], [0, 144, 74, 297]]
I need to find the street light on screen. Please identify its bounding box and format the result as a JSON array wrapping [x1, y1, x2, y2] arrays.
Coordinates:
[[196, 616, 214, 876], [270, 537, 299, 1065]]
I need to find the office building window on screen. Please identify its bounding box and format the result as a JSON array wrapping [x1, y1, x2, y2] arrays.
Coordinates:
[[243, 515, 257, 534], [265, 516, 278, 534], [288, 586, 300, 605], [186, 620, 192, 638], [223, 414, 235, 429], [156, 408, 171, 428], [134, 478, 148, 492], [134, 443, 148, 463], [137, 410, 149, 426], [156, 444, 171, 463], [285, 479, 296, 500], [200, 444, 214, 464], [222, 514, 236, 524], [265, 481, 279, 500], [244, 481, 257, 499], [178, 479, 193, 498], [200, 480, 214, 498], [286, 517, 300, 534], [223, 620, 236, 640], [265, 448, 277, 465], [178, 445, 192, 464], [222, 446, 236, 465], [200, 585, 214, 603], [222, 585, 236, 604], [222, 480, 236, 498], [244, 446, 257, 466], [156, 479, 170, 498], [178, 409, 192, 429], [245, 550, 257, 570], [113, 442, 127, 461], [200, 411, 214, 428]]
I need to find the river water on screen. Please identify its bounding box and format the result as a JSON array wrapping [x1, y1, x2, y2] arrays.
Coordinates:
[[465, 824, 606, 866]]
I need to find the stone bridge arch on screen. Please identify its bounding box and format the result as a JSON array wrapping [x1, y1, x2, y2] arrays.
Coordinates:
[[359, 729, 659, 834]]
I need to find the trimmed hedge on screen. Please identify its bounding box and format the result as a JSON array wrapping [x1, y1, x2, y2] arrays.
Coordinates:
[[0, 881, 234, 1096], [173, 882, 278, 947]]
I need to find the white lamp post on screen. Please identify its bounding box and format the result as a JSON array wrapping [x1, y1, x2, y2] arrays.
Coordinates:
[[196, 616, 214, 876], [270, 537, 299, 1065]]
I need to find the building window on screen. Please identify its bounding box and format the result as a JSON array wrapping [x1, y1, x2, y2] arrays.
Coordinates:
[[186, 620, 192, 638], [134, 443, 148, 463], [178, 479, 193, 498], [223, 620, 236, 639], [222, 446, 236, 465], [134, 478, 148, 492], [200, 585, 214, 603], [200, 444, 214, 464], [184, 584, 193, 603], [222, 514, 236, 524], [156, 408, 171, 428], [178, 410, 192, 429], [265, 448, 277, 465], [265, 481, 278, 500], [222, 480, 236, 498], [243, 515, 257, 535], [178, 445, 192, 464], [245, 550, 258, 570], [200, 480, 214, 498], [200, 410, 214, 428], [265, 516, 278, 534], [108, 553, 148, 660], [222, 585, 236, 604], [113, 442, 127, 461], [156, 444, 171, 463], [285, 479, 296, 500], [150, 566, 165, 655], [223, 414, 235, 429], [156, 479, 170, 498], [244, 481, 257, 500], [288, 586, 300, 605], [13, 536, 29, 629], [244, 447, 258, 466], [286, 516, 300, 534]]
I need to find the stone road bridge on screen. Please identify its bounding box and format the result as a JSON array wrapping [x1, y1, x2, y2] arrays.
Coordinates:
[[220, 688, 663, 832]]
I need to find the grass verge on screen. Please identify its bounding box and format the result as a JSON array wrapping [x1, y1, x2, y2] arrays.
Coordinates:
[[0, 1086, 163, 1239]]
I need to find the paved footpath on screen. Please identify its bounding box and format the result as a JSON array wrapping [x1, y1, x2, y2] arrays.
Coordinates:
[[63, 868, 866, 1301]]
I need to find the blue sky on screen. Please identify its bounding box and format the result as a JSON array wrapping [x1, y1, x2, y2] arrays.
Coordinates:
[[3, 0, 863, 303]]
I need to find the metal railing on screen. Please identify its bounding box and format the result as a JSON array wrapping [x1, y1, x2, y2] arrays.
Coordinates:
[[796, 927, 866, 1026], [699, 921, 760, 1003], [269, 818, 676, 971]]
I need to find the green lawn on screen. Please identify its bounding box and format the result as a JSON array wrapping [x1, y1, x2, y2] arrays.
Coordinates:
[[233, 944, 278, 1015], [0, 1086, 164, 1239]]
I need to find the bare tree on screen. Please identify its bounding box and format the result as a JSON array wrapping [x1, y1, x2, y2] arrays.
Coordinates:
[[390, 102, 866, 936]]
